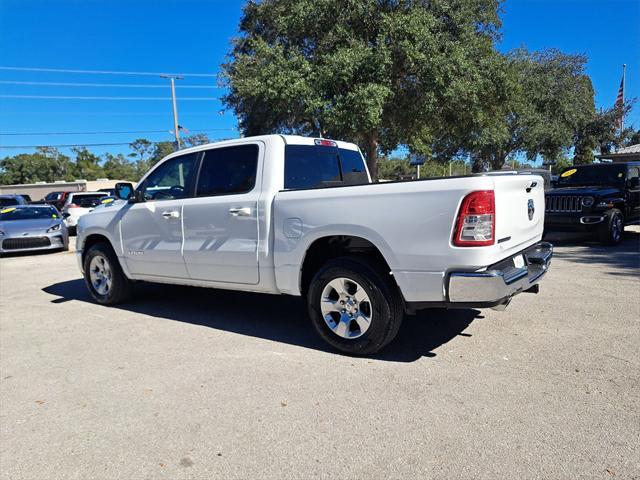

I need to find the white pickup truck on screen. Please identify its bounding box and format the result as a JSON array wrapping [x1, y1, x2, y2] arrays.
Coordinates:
[[76, 135, 552, 354]]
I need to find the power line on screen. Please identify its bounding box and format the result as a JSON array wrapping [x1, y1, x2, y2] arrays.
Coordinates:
[[0, 128, 237, 136], [0, 80, 221, 89], [0, 138, 237, 149], [0, 111, 227, 116], [0, 94, 220, 101], [0, 142, 142, 148], [0, 66, 218, 77]]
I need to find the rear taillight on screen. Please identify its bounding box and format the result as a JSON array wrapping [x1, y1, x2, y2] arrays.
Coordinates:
[[67, 203, 80, 208], [453, 190, 495, 247]]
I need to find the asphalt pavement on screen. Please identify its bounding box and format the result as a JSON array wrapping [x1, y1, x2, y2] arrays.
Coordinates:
[[1, 230, 639, 479]]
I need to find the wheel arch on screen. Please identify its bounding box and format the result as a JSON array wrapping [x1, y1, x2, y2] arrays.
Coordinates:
[[81, 233, 121, 270], [299, 234, 399, 297]]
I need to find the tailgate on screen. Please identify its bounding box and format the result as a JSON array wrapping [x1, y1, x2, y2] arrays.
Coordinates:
[[493, 174, 545, 249]]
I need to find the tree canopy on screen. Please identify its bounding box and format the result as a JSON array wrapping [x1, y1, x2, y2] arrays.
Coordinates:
[[223, 0, 635, 175], [223, 0, 503, 178], [0, 134, 212, 185]]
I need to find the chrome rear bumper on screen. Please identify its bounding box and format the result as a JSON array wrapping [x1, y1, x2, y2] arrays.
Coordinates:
[[447, 242, 553, 308]]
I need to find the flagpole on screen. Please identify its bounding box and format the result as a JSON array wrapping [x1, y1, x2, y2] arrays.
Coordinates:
[[621, 64, 626, 131]]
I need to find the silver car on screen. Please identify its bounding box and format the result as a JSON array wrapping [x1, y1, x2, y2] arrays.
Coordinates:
[[0, 205, 69, 255]]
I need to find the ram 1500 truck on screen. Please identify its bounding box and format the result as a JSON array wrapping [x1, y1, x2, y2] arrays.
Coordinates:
[[76, 135, 553, 354]]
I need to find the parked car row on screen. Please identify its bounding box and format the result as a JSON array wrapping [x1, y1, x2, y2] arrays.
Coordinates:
[[0, 190, 112, 255], [0, 204, 69, 255]]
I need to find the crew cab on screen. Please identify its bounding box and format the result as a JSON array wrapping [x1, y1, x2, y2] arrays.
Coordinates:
[[545, 162, 640, 245], [75, 135, 552, 354]]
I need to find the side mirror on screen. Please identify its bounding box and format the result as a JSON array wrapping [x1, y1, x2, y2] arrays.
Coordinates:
[[114, 182, 134, 201]]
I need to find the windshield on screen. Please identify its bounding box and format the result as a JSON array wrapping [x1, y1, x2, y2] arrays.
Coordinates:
[[0, 198, 20, 207], [0, 206, 59, 221], [556, 164, 626, 187], [70, 194, 106, 208]]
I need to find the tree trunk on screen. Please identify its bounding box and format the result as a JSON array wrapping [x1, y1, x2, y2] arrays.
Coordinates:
[[364, 132, 379, 181], [490, 153, 506, 171], [471, 156, 484, 173]]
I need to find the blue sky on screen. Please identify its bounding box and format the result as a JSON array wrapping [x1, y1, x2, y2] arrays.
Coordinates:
[[0, 0, 638, 163]]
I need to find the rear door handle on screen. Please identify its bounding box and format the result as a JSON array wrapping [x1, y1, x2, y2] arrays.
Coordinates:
[[228, 207, 252, 217], [161, 210, 180, 219]]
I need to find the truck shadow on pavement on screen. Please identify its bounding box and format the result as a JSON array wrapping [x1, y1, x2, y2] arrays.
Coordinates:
[[42, 279, 480, 363], [545, 229, 640, 278]]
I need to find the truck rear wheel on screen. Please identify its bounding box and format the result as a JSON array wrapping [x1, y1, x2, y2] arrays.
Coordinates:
[[306, 257, 403, 355], [83, 242, 133, 305], [598, 208, 624, 246]]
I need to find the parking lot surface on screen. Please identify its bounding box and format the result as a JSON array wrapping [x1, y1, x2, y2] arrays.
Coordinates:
[[1, 231, 639, 479]]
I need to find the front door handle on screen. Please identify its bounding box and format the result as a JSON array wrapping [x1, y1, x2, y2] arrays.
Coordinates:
[[228, 207, 252, 217], [161, 210, 180, 219]]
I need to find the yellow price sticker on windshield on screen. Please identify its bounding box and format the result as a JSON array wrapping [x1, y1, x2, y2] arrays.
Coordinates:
[[52, 214, 58, 218], [1, 207, 16, 214], [101, 198, 114, 204], [561, 168, 577, 178]]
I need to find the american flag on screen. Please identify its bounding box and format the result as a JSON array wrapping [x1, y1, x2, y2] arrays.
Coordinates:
[[614, 67, 625, 130]]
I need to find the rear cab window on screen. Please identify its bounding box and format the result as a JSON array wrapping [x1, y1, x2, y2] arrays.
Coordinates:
[[284, 143, 369, 190]]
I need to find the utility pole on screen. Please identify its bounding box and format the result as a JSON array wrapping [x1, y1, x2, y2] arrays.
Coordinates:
[[621, 63, 627, 131], [160, 74, 184, 149]]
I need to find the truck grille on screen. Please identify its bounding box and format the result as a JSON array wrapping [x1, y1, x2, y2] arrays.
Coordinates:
[[545, 195, 583, 213], [2, 237, 51, 250]]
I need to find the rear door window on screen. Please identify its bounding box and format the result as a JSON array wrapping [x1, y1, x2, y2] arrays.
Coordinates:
[[196, 144, 259, 196]]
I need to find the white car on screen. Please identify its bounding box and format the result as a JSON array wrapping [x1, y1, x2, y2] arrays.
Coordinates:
[[76, 135, 552, 354], [61, 192, 108, 233]]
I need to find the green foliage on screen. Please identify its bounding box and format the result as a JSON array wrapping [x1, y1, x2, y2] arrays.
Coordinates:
[[223, 0, 503, 178], [550, 154, 572, 175], [0, 147, 73, 184], [377, 156, 470, 180], [71, 147, 103, 180], [377, 158, 415, 180], [465, 48, 596, 171], [103, 153, 139, 181], [181, 133, 211, 148], [0, 136, 195, 185]]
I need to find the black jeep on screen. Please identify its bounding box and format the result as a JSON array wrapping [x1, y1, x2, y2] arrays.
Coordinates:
[[544, 162, 640, 245]]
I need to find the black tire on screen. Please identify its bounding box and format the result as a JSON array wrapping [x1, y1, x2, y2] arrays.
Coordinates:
[[306, 256, 404, 355], [83, 242, 133, 304], [68, 226, 77, 236], [598, 208, 624, 245]]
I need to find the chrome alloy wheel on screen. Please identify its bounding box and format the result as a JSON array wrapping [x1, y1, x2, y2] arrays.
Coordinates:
[[89, 255, 113, 296], [320, 277, 373, 339]]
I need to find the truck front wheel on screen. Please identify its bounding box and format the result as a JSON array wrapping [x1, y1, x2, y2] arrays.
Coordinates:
[[83, 242, 133, 305], [307, 257, 404, 355]]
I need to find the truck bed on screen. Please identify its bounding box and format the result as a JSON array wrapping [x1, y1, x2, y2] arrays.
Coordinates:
[[272, 173, 545, 302]]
